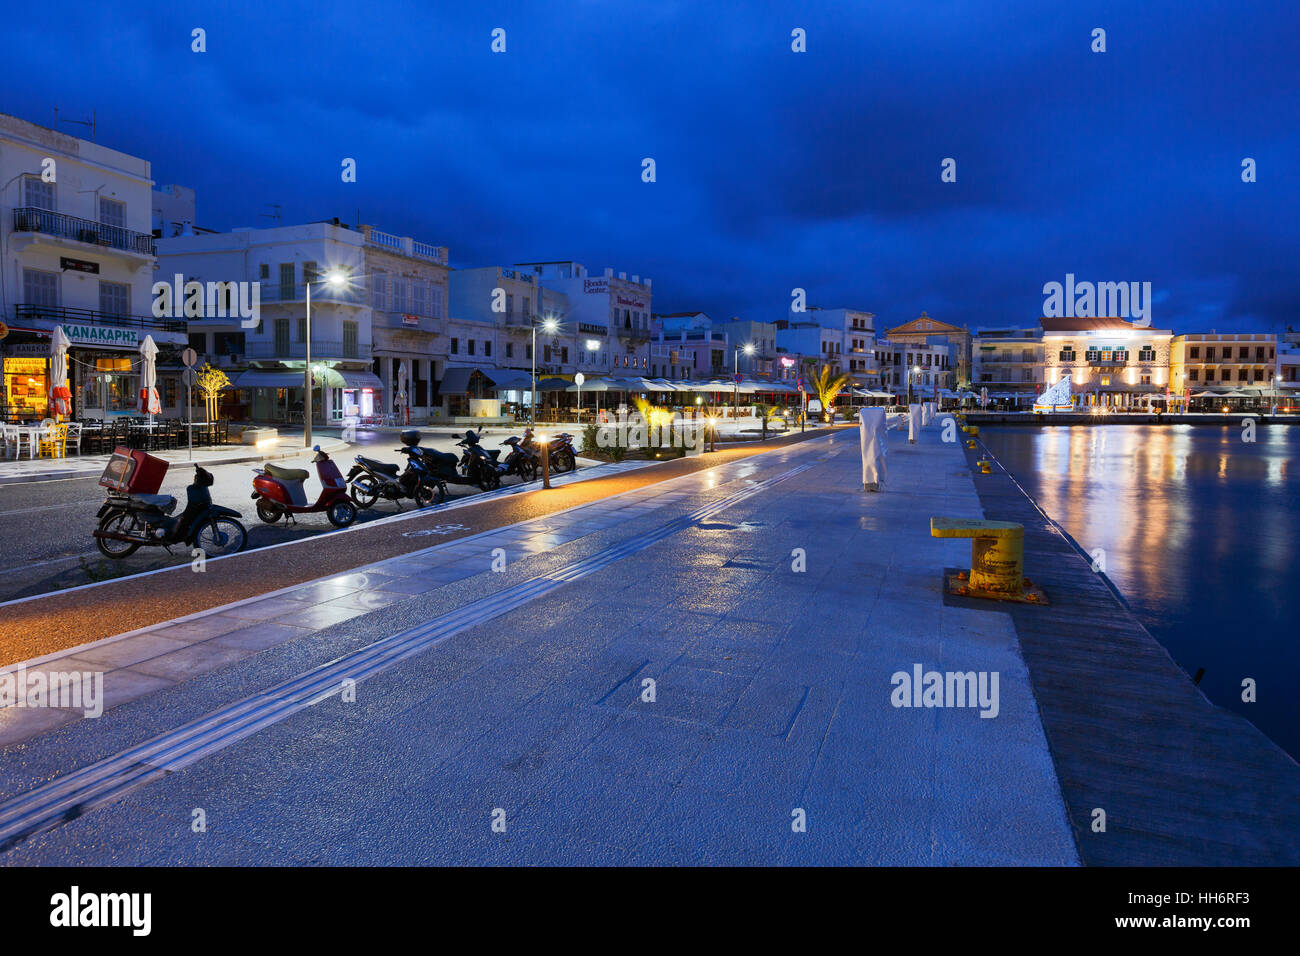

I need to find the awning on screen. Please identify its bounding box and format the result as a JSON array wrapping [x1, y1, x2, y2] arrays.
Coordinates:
[[489, 370, 535, 391], [232, 370, 308, 389], [439, 365, 489, 393]]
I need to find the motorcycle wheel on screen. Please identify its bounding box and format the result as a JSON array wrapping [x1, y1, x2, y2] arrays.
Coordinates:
[[327, 498, 358, 528], [414, 482, 441, 507], [95, 512, 141, 559], [554, 451, 576, 474], [255, 499, 284, 523], [196, 517, 248, 556], [520, 460, 537, 482], [350, 475, 380, 509], [479, 469, 501, 492]]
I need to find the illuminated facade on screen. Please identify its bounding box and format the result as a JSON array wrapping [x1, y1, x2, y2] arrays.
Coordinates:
[[1040, 317, 1172, 408]]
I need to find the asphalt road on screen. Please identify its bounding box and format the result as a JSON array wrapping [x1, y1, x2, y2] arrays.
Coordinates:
[[0, 428, 539, 604]]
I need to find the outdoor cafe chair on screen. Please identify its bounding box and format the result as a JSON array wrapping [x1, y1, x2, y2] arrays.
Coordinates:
[[65, 421, 83, 456], [37, 422, 69, 459]]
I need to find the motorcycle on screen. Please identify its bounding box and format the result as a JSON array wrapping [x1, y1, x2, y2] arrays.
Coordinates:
[[94, 465, 248, 559], [347, 430, 445, 509], [251, 446, 357, 527], [455, 429, 506, 491], [544, 431, 577, 474], [500, 435, 538, 482]]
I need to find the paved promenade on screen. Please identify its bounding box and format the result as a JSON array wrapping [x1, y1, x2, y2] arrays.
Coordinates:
[[0, 421, 1078, 864]]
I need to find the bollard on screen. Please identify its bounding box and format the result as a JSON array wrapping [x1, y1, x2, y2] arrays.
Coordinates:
[[965, 439, 976, 449], [966, 424, 979, 437], [930, 517, 1047, 604], [538, 434, 552, 489], [977, 459, 992, 474]]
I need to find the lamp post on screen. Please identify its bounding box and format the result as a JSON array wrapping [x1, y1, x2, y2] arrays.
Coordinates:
[[907, 365, 921, 406], [537, 432, 551, 488], [531, 316, 558, 425], [733, 342, 755, 421], [304, 269, 350, 448]]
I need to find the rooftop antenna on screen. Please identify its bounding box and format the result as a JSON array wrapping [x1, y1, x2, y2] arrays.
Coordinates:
[[260, 203, 283, 225], [53, 107, 97, 141]]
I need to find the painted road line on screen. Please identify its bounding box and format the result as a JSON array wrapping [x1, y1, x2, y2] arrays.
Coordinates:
[[0, 459, 817, 851]]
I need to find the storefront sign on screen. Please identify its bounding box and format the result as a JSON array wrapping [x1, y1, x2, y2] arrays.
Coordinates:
[[64, 324, 140, 349], [583, 278, 609, 295], [615, 294, 647, 310], [8, 343, 49, 357], [402, 313, 420, 327], [4, 358, 47, 375], [60, 257, 100, 274]]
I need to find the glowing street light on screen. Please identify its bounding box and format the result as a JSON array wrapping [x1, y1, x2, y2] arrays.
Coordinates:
[[531, 316, 560, 425], [304, 268, 352, 448], [733, 342, 755, 419]]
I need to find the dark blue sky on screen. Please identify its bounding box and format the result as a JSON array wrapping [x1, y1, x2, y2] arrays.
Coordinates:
[[4, 0, 1296, 333]]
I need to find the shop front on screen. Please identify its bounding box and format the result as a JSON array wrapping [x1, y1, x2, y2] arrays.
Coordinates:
[[2, 347, 50, 420]]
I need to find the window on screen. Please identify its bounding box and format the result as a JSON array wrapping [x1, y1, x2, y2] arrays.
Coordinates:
[[1189, 346, 1200, 359], [468, 339, 475, 356], [23, 176, 54, 210], [1239, 368, 1249, 382], [526, 344, 532, 360], [22, 268, 59, 307], [1059, 348, 1076, 362], [1205, 368, 1215, 382], [562, 347, 569, 363], [303, 261, 319, 286], [505, 342, 513, 359], [298, 317, 307, 342], [1254, 368, 1264, 381], [1139, 346, 1155, 362], [279, 263, 295, 300], [274, 319, 290, 355], [163, 378, 178, 408], [343, 321, 358, 359], [1189, 369, 1199, 381], [412, 281, 426, 316], [484, 341, 492, 357], [371, 271, 388, 310], [450, 337, 459, 355], [392, 278, 408, 313], [1239, 346, 1250, 360], [98, 198, 125, 228], [430, 286, 443, 319], [1205, 346, 1216, 361], [544, 346, 552, 363], [506, 294, 514, 318], [259, 263, 270, 280], [1257, 346, 1266, 361], [98, 280, 130, 317], [214, 332, 245, 355]]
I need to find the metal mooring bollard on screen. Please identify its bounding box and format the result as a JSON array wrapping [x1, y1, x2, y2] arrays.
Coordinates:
[[930, 517, 1047, 604], [977, 459, 992, 474]]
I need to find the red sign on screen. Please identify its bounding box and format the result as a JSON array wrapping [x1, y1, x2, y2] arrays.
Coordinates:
[[401, 314, 420, 327]]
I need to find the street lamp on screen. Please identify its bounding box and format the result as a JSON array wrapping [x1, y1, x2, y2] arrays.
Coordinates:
[[304, 268, 349, 448], [531, 316, 558, 425], [907, 364, 921, 406], [733, 342, 755, 420]]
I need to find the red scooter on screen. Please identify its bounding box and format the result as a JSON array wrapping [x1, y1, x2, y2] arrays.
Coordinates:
[[251, 446, 357, 527]]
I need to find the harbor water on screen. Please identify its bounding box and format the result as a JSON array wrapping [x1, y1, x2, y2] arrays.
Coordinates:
[[978, 423, 1299, 759]]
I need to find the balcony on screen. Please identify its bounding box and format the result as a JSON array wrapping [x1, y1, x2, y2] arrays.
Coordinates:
[[617, 326, 651, 345], [13, 207, 156, 256], [259, 282, 365, 306], [246, 340, 372, 363], [503, 311, 536, 332], [15, 303, 185, 335], [362, 226, 449, 265]]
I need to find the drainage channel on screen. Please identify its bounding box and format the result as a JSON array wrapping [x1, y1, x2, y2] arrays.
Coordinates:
[[0, 459, 817, 852]]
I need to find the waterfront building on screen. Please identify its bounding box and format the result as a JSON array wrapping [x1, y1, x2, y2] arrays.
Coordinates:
[[360, 224, 449, 420], [650, 313, 727, 380], [883, 312, 972, 388], [775, 307, 879, 387], [0, 112, 186, 421], [158, 220, 377, 423], [972, 327, 1045, 407], [875, 339, 954, 402], [1170, 332, 1280, 409], [1040, 316, 1173, 409], [715, 316, 780, 380], [514, 261, 653, 379]]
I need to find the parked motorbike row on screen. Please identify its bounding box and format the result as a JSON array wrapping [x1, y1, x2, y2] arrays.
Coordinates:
[[92, 429, 575, 560]]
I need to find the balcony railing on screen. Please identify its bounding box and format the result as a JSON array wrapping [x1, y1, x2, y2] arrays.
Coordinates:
[[259, 282, 365, 306], [246, 340, 372, 362], [363, 226, 449, 265], [617, 326, 651, 344], [15, 303, 185, 334], [13, 207, 155, 256]]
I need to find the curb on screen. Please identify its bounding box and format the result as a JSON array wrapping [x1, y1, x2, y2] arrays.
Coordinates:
[[0, 438, 350, 486]]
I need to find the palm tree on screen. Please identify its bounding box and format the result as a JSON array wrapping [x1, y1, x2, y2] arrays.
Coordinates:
[[808, 364, 850, 423]]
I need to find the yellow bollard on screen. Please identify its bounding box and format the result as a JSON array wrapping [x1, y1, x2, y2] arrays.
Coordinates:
[[977, 459, 992, 474], [965, 438, 976, 449], [930, 517, 1047, 604], [966, 424, 979, 437]]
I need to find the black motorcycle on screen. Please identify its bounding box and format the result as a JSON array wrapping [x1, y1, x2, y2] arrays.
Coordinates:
[[347, 435, 444, 510], [546, 431, 577, 474], [456, 430, 505, 491], [94, 465, 248, 559], [500, 434, 538, 482]]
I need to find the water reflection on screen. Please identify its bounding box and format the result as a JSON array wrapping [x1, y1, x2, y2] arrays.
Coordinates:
[[981, 424, 1299, 758]]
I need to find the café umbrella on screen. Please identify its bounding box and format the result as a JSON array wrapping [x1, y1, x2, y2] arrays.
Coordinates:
[[138, 334, 161, 417], [48, 325, 72, 419]]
